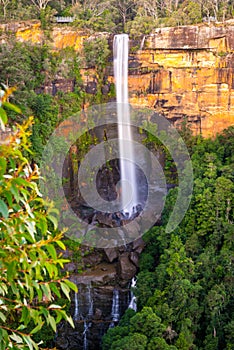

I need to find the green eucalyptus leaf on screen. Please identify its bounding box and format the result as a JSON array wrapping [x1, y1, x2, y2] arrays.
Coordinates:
[[0, 199, 8, 218], [2, 101, 21, 114]]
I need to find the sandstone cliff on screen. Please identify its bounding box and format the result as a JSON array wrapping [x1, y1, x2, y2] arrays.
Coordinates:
[[1, 20, 234, 137], [129, 22, 234, 137]]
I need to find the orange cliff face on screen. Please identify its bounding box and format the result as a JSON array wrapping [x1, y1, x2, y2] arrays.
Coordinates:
[[3, 20, 88, 51], [2, 20, 234, 137], [128, 22, 234, 138]]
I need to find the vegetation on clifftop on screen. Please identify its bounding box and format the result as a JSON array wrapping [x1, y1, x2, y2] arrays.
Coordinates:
[[0, 0, 234, 35]]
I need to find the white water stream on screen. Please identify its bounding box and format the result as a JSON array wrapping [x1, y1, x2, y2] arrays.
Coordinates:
[[113, 34, 138, 216], [128, 277, 137, 312]]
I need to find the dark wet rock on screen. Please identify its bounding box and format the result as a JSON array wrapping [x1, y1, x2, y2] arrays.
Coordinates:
[[129, 252, 139, 267], [55, 335, 69, 349], [118, 252, 137, 281], [60, 248, 74, 259], [123, 219, 141, 239], [64, 262, 77, 272], [86, 81, 97, 94], [56, 284, 130, 350], [132, 237, 145, 254], [93, 308, 102, 320], [94, 212, 116, 227], [101, 83, 110, 95], [75, 263, 117, 286], [83, 252, 103, 266], [104, 247, 118, 263]]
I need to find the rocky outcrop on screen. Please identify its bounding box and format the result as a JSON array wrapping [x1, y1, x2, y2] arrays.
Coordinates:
[[0, 20, 42, 44]]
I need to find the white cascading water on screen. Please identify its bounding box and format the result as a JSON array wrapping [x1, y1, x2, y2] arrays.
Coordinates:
[[87, 284, 93, 317], [140, 35, 146, 50], [74, 292, 79, 321], [83, 320, 88, 350], [113, 34, 138, 216], [128, 277, 137, 312], [109, 289, 120, 328]]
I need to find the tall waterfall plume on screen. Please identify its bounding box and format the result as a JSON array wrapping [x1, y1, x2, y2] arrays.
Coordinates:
[[113, 34, 138, 216]]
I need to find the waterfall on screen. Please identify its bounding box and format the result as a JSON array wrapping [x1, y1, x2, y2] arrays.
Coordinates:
[[74, 292, 79, 321], [140, 35, 146, 50], [83, 321, 88, 350], [87, 284, 93, 317], [128, 277, 137, 312], [113, 34, 138, 216], [109, 289, 120, 328]]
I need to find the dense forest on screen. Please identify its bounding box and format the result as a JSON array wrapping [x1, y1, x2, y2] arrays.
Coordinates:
[[0, 0, 234, 33], [0, 2, 234, 349], [102, 126, 234, 349], [1, 84, 233, 349]]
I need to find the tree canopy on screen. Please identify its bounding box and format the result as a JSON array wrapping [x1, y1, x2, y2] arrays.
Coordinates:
[[0, 0, 233, 33], [102, 127, 234, 350]]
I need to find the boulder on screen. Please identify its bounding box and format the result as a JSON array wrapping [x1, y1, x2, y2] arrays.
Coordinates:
[[118, 253, 137, 281], [123, 219, 141, 240], [93, 308, 102, 320], [104, 248, 118, 263], [132, 237, 145, 254], [129, 252, 139, 267]]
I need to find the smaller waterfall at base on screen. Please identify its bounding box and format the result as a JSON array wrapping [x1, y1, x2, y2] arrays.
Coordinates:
[[128, 277, 137, 312], [83, 321, 89, 350], [74, 292, 79, 321], [87, 284, 93, 317], [109, 289, 120, 328]]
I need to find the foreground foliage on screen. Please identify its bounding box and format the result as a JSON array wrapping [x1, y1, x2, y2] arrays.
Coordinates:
[[0, 92, 77, 349]]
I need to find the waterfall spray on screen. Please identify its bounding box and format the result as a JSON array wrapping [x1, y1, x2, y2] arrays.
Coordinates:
[[87, 284, 93, 317]]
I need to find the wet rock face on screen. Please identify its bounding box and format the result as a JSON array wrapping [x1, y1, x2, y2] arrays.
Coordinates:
[[55, 285, 128, 350]]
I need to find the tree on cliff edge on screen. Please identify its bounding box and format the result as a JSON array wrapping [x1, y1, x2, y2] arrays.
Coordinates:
[[0, 0, 10, 19], [30, 0, 52, 11]]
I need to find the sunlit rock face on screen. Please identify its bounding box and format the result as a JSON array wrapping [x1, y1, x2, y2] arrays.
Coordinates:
[[3, 20, 234, 137], [127, 22, 234, 137]]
